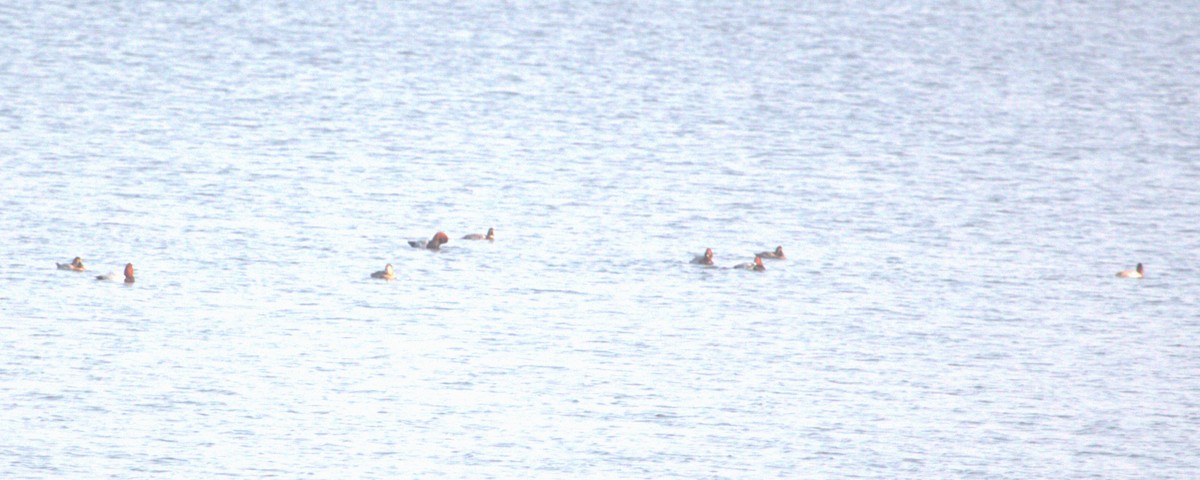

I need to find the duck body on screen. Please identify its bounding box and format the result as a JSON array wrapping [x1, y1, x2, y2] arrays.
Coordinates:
[[371, 263, 396, 280], [757, 246, 786, 260], [462, 227, 495, 241], [57, 257, 86, 271], [409, 232, 450, 250], [1116, 263, 1144, 279], [691, 248, 715, 266], [97, 263, 135, 283], [734, 256, 766, 272]]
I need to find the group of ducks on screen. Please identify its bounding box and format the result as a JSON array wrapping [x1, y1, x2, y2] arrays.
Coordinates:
[[56, 257, 135, 283], [54, 226, 1146, 283], [690, 246, 786, 272], [368, 228, 785, 281], [693, 248, 1146, 278], [370, 228, 494, 280]]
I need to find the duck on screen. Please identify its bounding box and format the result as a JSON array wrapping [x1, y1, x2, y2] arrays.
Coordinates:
[[1116, 263, 1144, 279], [733, 256, 766, 272], [96, 263, 135, 283], [371, 263, 396, 280], [691, 248, 715, 265], [462, 227, 495, 241], [408, 231, 450, 251], [756, 246, 786, 260], [56, 257, 86, 271]]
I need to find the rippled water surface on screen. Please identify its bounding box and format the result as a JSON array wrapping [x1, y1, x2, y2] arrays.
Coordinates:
[[3, 1, 1200, 478]]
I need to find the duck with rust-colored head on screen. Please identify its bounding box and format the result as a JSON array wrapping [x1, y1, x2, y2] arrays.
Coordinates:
[[371, 263, 396, 280], [409, 231, 450, 250], [57, 257, 86, 271], [733, 256, 766, 272], [691, 248, 715, 266], [462, 227, 495, 241], [1116, 263, 1144, 279], [96, 263, 135, 283], [756, 246, 786, 260]]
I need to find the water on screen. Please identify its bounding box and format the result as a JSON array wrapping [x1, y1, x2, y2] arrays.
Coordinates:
[[3, 0, 1199, 477]]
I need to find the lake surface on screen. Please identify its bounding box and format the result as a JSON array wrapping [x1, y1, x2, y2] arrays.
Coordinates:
[[3, 0, 1199, 478]]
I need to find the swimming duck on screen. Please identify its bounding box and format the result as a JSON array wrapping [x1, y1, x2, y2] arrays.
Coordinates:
[[691, 248, 715, 265], [1116, 263, 1144, 279], [57, 257, 86, 271], [96, 263, 135, 283], [462, 227, 495, 241], [371, 263, 396, 280], [409, 232, 450, 250], [733, 256, 766, 272], [756, 246, 786, 260]]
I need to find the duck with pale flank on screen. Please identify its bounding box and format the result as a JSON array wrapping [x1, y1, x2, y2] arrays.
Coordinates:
[[371, 263, 396, 280], [691, 248, 715, 265], [462, 227, 495, 241], [1116, 263, 1144, 279], [733, 256, 766, 272], [756, 246, 786, 260], [96, 263, 135, 283], [409, 232, 449, 251], [57, 257, 86, 271]]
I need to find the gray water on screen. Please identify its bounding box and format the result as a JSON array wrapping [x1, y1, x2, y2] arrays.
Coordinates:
[[3, 1, 1200, 478]]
